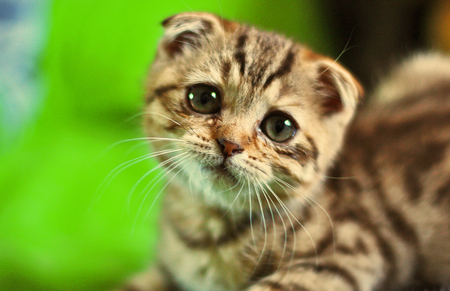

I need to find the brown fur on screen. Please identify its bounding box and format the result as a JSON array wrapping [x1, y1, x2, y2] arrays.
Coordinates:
[[116, 13, 450, 291]]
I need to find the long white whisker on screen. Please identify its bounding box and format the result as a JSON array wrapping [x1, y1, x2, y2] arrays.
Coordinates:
[[91, 149, 182, 209], [271, 176, 319, 216], [144, 110, 201, 136], [270, 179, 319, 267], [243, 165, 315, 267], [134, 153, 190, 207], [256, 181, 278, 273], [218, 179, 241, 194], [127, 152, 187, 213], [124, 141, 151, 157], [162, 107, 201, 136], [254, 182, 268, 267], [318, 27, 356, 76], [274, 176, 335, 255], [217, 0, 224, 36], [247, 180, 256, 248], [260, 181, 288, 271], [142, 155, 193, 222], [322, 175, 355, 180], [132, 154, 192, 233], [146, 111, 190, 132], [262, 180, 298, 269], [222, 181, 245, 217], [123, 112, 146, 123], [102, 136, 185, 156]]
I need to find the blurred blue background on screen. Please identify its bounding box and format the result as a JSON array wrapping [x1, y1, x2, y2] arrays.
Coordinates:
[[0, 0, 448, 290]]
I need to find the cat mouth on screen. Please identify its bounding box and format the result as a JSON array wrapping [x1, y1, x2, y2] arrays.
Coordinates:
[[203, 163, 238, 181], [215, 164, 231, 176]]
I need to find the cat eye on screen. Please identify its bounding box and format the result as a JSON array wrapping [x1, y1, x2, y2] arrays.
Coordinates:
[[260, 112, 297, 142], [187, 84, 221, 114]]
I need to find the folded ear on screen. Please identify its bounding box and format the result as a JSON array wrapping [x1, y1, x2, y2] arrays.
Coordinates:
[[159, 12, 236, 58], [313, 60, 364, 116]]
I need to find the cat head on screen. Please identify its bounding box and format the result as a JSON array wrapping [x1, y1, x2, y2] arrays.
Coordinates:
[[144, 12, 363, 209]]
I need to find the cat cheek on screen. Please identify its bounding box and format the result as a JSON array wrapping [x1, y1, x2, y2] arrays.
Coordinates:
[[273, 162, 294, 178]]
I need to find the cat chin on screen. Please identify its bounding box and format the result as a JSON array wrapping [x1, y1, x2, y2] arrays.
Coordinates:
[[169, 158, 311, 211], [180, 161, 245, 198], [167, 159, 247, 209]]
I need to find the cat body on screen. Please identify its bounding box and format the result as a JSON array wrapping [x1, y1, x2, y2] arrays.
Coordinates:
[[119, 13, 450, 291]]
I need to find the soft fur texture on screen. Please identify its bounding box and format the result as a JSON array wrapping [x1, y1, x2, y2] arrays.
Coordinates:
[[117, 13, 450, 291]]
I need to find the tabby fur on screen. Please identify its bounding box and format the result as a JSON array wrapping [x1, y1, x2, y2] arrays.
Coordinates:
[[117, 12, 450, 291]]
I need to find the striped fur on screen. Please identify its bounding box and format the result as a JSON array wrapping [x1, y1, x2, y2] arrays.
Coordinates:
[[116, 13, 450, 291]]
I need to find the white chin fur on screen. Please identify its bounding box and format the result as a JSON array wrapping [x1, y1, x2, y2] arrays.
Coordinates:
[[176, 159, 247, 208]]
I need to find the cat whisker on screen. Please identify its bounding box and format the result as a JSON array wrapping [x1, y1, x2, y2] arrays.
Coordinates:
[[248, 164, 311, 207], [253, 181, 269, 268], [318, 27, 357, 76], [175, 0, 219, 54], [264, 180, 319, 268], [154, 140, 184, 153], [256, 181, 279, 273], [222, 181, 246, 217], [272, 176, 320, 220], [216, 0, 224, 37], [219, 179, 241, 194], [262, 180, 298, 271], [145, 111, 198, 136], [188, 167, 195, 198], [132, 153, 193, 233], [239, 183, 248, 211], [167, 108, 200, 136], [174, 2, 214, 51], [142, 154, 194, 223], [146, 137, 187, 142], [247, 180, 257, 248], [91, 148, 183, 209], [244, 168, 310, 266], [124, 141, 151, 156], [274, 176, 336, 255], [259, 181, 289, 271], [137, 152, 191, 206], [122, 111, 147, 123], [321, 175, 355, 180], [101, 136, 185, 157], [127, 151, 188, 214], [178, 0, 194, 13]]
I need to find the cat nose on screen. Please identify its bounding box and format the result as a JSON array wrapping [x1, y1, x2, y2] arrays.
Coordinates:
[[217, 139, 243, 158]]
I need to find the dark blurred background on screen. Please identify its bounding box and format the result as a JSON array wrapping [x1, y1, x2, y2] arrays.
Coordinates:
[[328, 0, 450, 90], [0, 0, 449, 290]]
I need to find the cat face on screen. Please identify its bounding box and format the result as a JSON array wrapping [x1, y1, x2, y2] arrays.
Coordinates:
[[144, 12, 363, 209]]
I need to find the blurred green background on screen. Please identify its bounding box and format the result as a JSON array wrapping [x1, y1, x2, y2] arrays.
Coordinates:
[[0, 1, 333, 290]]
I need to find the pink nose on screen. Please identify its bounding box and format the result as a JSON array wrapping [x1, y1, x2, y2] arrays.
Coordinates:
[[217, 139, 243, 158]]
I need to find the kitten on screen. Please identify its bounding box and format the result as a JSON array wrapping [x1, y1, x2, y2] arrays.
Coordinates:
[[117, 12, 450, 291]]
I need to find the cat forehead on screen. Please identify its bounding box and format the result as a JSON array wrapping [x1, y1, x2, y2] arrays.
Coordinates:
[[183, 28, 312, 108], [198, 27, 300, 81]]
